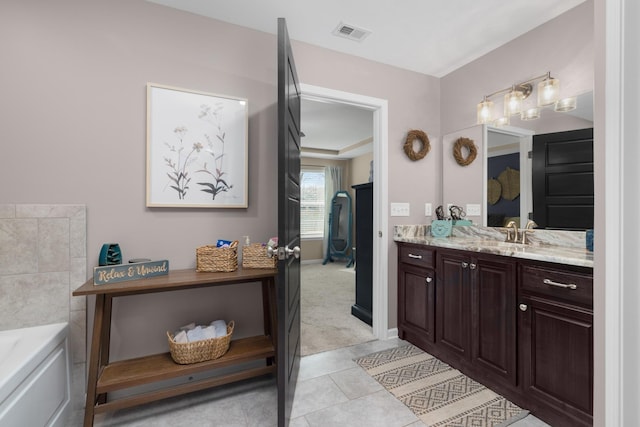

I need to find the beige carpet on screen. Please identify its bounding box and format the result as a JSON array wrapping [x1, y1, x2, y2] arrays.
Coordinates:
[[301, 262, 374, 356], [355, 345, 529, 427]]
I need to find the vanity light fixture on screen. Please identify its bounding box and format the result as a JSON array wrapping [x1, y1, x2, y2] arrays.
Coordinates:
[[476, 96, 494, 124], [493, 116, 510, 127], [537, 72, 560, 106], [504, 86, 525, 116], [475, 71, 567, 124], [554, 96, 577, 112], [520, 107, 540, 121]]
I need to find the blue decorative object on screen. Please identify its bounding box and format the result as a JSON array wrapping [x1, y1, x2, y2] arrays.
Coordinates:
[[586, 229, 594, 252], [431, 220, 452, 238], [99, 243, 122, 266]]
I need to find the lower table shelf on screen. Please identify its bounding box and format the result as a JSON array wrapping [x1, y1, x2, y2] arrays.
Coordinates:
[[98, 335, 274, 392], [94, 335, 276, 414]]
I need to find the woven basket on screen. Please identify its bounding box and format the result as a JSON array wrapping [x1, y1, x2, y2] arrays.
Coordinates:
[[497, 167, 520, 201], [487, 178, 502, 205], [196, 243, 238, 272], [167, 321, 235, 364], [242, 243, 277, 269]]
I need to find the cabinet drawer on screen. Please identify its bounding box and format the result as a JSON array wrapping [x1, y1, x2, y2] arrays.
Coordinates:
[[398, 244, 435, 269], [520, 263, 593, 306]]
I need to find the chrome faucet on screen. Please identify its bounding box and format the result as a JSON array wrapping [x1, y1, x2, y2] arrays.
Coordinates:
[[521, 220, 538, 244], [505, 220, 518, 243]]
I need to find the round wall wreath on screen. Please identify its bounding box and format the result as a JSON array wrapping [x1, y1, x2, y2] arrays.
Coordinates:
[[403, 130, 431, 161], [453, 137, 478, 166]]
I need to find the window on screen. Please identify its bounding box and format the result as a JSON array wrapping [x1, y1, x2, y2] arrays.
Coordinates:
[[300, 168, 325, 239]]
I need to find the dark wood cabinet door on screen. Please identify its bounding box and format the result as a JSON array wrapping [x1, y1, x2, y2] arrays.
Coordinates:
[[436, 250, 470, 358], [470, 256, 517, 386], [520, 296, 593, 426], [398, 264, 435, 345]]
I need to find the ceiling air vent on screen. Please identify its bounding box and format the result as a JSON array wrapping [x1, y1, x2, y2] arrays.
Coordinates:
[[332, 22, 371, 42]]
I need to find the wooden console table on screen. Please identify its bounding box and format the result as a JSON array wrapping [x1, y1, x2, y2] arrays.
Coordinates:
[[73, 267, 278, 427]]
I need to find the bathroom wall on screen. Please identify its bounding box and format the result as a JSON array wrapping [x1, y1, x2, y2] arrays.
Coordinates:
[[0, 204, 87, 415], [440, 0, 594, 135], [0, 0, 439, 363]]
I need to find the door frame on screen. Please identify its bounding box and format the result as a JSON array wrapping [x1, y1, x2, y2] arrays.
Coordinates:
[[300, 83, 389, 340], [485, 125, 534, 227]]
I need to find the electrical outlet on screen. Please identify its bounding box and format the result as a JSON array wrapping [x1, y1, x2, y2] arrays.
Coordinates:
[[390, 203, 410, 217], [466, 204, 482, 216], [424, 203, 432, 216]]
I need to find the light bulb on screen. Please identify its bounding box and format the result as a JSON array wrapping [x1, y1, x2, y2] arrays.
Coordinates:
[[476, 98, 494, 124], [504, 90, 523, 116], [537, 77, 560, 107]]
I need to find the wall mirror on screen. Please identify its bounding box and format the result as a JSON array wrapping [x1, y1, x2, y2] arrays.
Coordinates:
[[442, 91, 593, 229], [485, 91, 593, 229]]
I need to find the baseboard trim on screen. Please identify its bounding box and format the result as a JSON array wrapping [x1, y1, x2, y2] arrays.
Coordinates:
[[386, 328, 399, 339]]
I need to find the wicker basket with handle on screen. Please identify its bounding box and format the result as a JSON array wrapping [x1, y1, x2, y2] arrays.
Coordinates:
[[196, 242, 238, 272], [242, 243, 277, 269], [167, 321, 234, 364]]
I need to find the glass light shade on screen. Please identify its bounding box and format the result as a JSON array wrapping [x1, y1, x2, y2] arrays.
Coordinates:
[[476, 99, 494, 124], [504, 90, 524, 116], [493, 116, 510, 127], [537, 77, 560, 106], [555, 96, 577, 112], [521, 107, 540, 121]]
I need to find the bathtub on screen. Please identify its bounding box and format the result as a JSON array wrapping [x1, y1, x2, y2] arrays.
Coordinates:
[[0, 323, 71, 427]]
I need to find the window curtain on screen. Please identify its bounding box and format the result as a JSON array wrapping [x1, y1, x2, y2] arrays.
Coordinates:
[[323, 165, 343, 258]]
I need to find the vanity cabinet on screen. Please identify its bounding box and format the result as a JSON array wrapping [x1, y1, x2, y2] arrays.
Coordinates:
[[397, 243, 436, 348], [396, 242, 593, 427], [436, 249, 517, 389], [518, 261, 593, 427]]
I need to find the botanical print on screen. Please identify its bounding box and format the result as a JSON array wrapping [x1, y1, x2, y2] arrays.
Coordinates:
[[147, 84, 248, 208], [195, 103, 233, 200]]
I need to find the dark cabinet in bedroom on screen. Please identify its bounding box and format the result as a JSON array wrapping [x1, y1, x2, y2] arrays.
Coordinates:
[[351, 182, 373, 325]]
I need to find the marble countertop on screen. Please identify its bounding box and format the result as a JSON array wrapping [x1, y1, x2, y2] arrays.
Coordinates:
[[394, 225, 593, 269]]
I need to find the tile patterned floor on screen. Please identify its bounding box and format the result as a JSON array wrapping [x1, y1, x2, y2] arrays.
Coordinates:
[[71, 339, 551, 427]]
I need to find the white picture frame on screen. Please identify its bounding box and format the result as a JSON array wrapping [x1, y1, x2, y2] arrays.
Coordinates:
[[146, 83, 248, 208]]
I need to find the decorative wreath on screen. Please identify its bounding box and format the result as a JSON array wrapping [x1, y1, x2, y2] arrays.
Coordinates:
[[403, 130, 431, 161], [453, 137, 478, 166]]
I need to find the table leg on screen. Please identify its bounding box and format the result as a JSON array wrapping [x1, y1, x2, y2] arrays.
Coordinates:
[[96, 295, 112, 405], [83, 294, 106, 427]]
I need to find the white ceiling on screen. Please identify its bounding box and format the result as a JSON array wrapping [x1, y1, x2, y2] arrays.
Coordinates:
[[147, 0, 588, 158]]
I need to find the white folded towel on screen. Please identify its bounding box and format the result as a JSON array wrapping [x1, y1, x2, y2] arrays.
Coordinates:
[[173, 330, 188, 344], [186, 326, 206, 342], [201, 325, 217, 339], [210, 320, 227, 337]]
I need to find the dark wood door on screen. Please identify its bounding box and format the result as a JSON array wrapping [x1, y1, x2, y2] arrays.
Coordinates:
[[532, 128, 593, 230], [398, 264, 435, 345], [436, 250, 470, 359], [470, 256, 517, 386], [277, 17, 301, 427], [520, 295, 593, 426]]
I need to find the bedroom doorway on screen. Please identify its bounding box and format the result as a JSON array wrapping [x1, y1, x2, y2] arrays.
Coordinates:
[[299, 84, 389, 354]]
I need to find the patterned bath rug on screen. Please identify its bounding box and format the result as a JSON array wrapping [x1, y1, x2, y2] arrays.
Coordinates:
[[354, 345, 529, 427]]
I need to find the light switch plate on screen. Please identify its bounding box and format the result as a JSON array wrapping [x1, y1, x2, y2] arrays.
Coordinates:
[[425, 203, 432, 216], [466, 204, 482, 216], [390, 203, 410, 217]]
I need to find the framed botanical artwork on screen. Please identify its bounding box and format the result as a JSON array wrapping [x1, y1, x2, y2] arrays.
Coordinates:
[[146, 83, 248, 208]]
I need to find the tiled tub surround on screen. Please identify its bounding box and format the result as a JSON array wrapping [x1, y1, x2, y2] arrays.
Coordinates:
[[0, 204, 87, 420], [393, 224, 593, 268]]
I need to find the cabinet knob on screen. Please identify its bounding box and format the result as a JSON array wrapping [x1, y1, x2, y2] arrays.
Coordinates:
[[461, 262, 469, 268], [519, 303, 528, 312], [469, 263, 477, 270], [425, 276, 432, 284]]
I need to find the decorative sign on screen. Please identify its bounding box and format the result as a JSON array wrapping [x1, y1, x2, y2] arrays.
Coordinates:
[[93, 260, 169, 285]]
